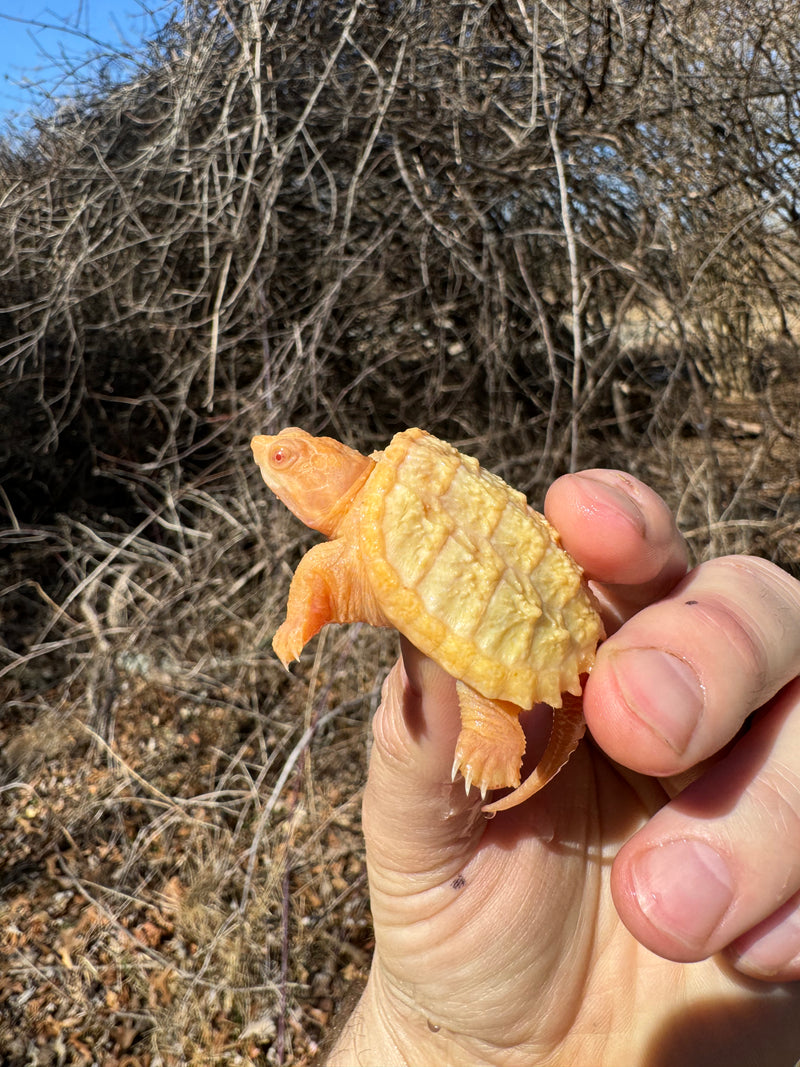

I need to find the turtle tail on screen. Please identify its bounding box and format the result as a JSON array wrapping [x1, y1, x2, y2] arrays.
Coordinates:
[[480, 692, 585, 814]]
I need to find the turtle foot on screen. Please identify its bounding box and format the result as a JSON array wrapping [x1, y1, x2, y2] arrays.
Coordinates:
[[453, 682, 525, 798], [453, 729, 523, 798], [272, 622, 305, 668]]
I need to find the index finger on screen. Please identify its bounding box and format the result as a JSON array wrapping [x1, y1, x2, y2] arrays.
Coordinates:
[[544, 470, 689, 629]]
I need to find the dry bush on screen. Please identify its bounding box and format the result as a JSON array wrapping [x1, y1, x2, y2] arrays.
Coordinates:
[[1, 0, 800, 1063], [3, 0, 799, 510]]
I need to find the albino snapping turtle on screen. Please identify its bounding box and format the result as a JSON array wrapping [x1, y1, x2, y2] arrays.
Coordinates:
[[251, 427, 604, 812]]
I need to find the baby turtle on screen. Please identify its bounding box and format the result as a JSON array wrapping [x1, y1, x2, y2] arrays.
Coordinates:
[[252, 427, 604, 812]]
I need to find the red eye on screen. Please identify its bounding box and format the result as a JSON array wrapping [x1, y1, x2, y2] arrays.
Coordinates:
[[270, 445, 293, 468]]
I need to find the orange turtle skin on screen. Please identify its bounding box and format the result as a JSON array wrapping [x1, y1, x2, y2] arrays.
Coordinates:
[[251, 427, 604, 812]]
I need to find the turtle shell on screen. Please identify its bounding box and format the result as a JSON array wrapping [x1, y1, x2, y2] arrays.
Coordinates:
[[357, 428, 603, 709]]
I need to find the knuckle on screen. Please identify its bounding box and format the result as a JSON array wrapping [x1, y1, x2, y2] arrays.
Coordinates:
[[690, 556, 800, 703], [754, 763, 800, 852]]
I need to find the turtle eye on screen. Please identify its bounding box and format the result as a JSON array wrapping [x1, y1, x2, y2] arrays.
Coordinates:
[[269, 444, 295, 470]]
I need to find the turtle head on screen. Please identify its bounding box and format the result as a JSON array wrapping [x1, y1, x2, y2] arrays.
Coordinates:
[[251, 427, 374, 536]]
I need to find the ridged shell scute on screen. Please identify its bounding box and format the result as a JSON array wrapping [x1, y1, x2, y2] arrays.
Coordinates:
[[359, 429, 604, 708]]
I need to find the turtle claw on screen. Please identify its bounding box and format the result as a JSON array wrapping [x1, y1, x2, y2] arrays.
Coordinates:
[[453, 725, 523, 797]]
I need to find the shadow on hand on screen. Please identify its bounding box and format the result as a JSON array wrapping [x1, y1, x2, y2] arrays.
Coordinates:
[[645, 983, 800, 1067]]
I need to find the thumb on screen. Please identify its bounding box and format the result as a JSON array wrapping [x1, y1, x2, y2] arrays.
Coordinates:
[[364, 638, 486, 887]]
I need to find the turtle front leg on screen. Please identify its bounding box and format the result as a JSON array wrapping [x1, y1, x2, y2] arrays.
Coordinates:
[[273, 540, 385, 666], [453, 681, 526, 799]]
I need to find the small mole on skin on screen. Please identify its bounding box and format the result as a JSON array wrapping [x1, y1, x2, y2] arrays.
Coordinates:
[[427, 1020, 441, 1033], [451, 874, 467, 890], [685, 600, 698, 605]]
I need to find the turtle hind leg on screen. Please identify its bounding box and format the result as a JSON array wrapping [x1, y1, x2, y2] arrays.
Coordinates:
[[453, 682, 525, 799], [481, 693, 585, 814]]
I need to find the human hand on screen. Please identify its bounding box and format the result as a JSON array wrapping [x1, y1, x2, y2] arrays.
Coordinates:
[[328, 470, 800, 1066]]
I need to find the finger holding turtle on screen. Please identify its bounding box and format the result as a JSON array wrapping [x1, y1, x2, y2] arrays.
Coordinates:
[[549, 471, 800, 981]]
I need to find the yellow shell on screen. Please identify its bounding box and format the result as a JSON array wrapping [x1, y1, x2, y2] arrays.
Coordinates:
[[357, 429, 603, 709]]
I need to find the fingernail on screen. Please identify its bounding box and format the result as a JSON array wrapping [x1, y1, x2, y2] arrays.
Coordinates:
[[631, 839, 734, 952], [572, 472, 646, 534], [611, 648, 703, 754]]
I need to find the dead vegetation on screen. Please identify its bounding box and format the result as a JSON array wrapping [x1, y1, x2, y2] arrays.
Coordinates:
[[1, 0, 800, 1063]]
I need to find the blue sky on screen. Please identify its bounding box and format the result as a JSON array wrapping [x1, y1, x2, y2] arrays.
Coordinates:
[[0, 0, 175, 123]]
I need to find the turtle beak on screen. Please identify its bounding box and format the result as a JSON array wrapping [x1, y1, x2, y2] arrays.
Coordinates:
[[250, 434, 272, 468], [250, 434, 285, 495]]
